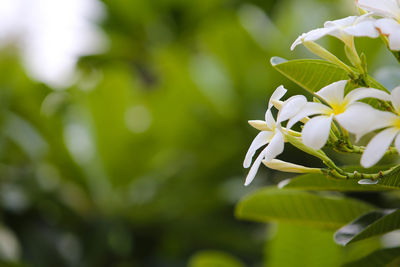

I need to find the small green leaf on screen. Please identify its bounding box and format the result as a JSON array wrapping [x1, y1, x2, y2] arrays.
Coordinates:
[[270, 57, 388, 93], [343, 247, 400, 267], [270, 57, 348, 93], [334, 209, 400, 246], [367, 76, 389, 92], [235, 187, 374, 230], [188, 251, 245, 267]]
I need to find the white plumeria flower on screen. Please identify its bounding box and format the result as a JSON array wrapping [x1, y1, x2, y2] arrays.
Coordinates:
[[338, 86, 400, 167], [291, 14, 379, 50], [287, 80, 391, 150], [243, 86, 307, 186], [357, 0, 400, 50]]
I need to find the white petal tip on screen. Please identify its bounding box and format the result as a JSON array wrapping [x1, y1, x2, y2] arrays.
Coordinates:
[[360, 160, 373, 169], [244, 174, 255, 186], [248, 120, 269, 131]]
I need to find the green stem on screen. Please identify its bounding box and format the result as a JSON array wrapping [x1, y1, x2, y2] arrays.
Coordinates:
[[345, 38, 362, 71], [285, 132, 399, 181], [334, 144, 397, 156], [284, 128, 301, 137], [326, 164, 399, 180]]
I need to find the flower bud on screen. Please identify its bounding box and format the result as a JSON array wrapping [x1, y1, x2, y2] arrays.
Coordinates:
[[248, 120, 270, 131], [271, 99, 283, 110], [262, 159, 322, 173], [303, 41, 353, 73]]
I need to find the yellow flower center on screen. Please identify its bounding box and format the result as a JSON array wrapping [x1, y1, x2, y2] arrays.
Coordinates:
[[331, 103, 346, 115], [394, 117, 400, 130]]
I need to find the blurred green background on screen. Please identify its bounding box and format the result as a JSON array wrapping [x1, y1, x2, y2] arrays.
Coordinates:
[[0, 0, 397, 266]]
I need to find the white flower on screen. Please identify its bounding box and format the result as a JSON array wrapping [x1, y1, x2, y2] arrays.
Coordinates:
[[357, 0, 400, 20], [338, 86, 400, 167], [357, 0, 400, 50], [243, 86, 307, 186], [287, 80, 391, 150], [291, 14, 379, 50]]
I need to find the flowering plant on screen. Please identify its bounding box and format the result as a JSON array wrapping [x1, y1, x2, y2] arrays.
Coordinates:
[[236, 1, 400, 264]]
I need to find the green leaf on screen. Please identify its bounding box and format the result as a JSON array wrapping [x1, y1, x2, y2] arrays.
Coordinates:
[[188, 251, 245, 267], [271, 57, 348, 93], [334, 209, 400, 246], [265, 223, 343, 267], [367, 76, 389, 92], [343, 247, 400, 267], [235, 187, 374, 230], [270, 57, 388, 93]]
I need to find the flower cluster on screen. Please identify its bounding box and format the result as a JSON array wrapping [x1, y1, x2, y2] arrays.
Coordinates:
[[243, 0, 400, 185], [292, 0, 400, 51]]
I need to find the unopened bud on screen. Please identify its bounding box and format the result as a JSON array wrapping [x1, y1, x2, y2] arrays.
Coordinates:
[[271, 99, 283, 110], [248, 120, 270, 131], [303, 41, 353, 73], [262, 159, 322, 173]]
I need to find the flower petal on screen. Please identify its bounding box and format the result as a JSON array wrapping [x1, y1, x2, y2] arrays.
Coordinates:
[[344, 87, 390, 105], [244, 146, 267, 186], [265, 109, 276, 130], [391, 86, 400, 113], [343, 19, 380, 38], [361, 127, 398, 168], [388, 29, 400, 51], [277, 95, 307, 124], [324, 16, 357, 42], [336, 102, 396, 140], [375, 18, 400, 35], [264, 86, 287, 128], [324, 16, 357, 28], [302, 115, 333, 150], [268, 85, 287, 109], [344, 21, 379, 37], [316, 80, 347, 106], [357, 0, 400, 20], [264, 130, 284, 162], [375, 18, 400, 50], [375, 17, 400, 51], [243, 131, 274, 168], [287, 102, 331, 129], [291, 27, 335, 50]]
